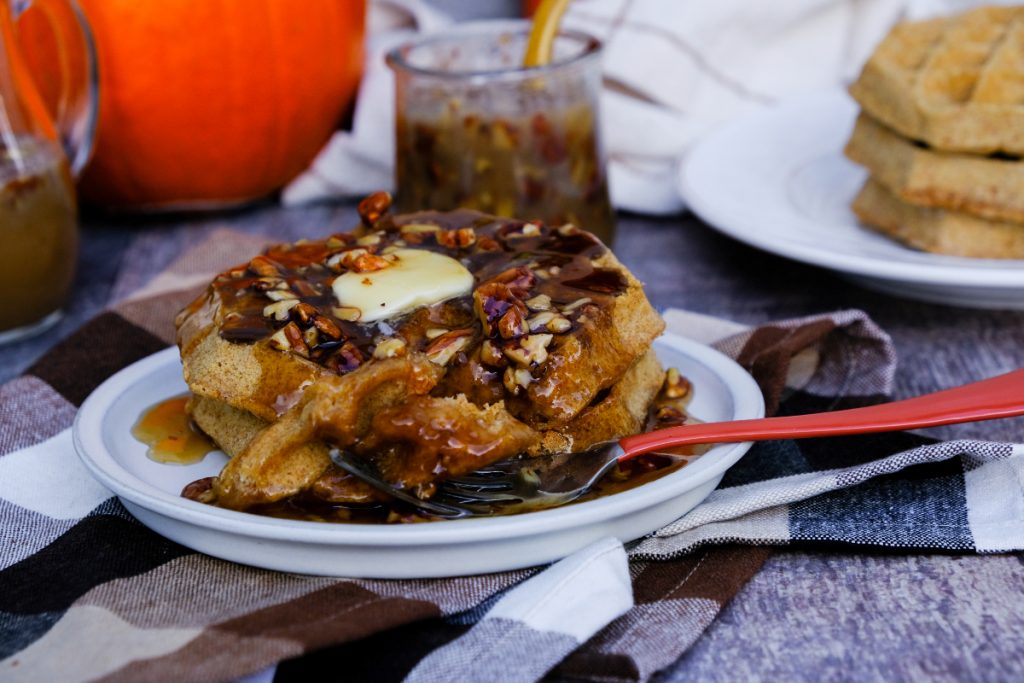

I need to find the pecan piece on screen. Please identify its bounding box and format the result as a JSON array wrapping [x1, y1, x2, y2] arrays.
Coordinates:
[[358, 191, 392, 227], [664, 368, 692, 400], [248, 255, 279, 277], [425, 329, 473, 366], [498, 306, 528, 340], [373, 337, 408, 359], [269, 322, 309, 358], [312, 315, 343, 340], [503, 333, 552, 367]]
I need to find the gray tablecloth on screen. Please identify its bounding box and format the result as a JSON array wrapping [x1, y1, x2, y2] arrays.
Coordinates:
[[3, 203, 1023, 681]]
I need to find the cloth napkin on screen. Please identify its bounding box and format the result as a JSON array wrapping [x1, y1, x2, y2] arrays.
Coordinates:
[[3, 231, 1024, 683], [283, 0, 1017, 215]]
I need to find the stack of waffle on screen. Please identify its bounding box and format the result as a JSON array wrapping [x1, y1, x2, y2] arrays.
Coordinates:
[[845, 6, 1024, 259]]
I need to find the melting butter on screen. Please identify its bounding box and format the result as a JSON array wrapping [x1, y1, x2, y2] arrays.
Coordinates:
[[332, 248, 473, 322]]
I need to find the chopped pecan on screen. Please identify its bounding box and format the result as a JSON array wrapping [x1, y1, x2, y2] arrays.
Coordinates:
[[291, 302, 319, 325], [425, 329, 473, 366], [503, 366, 533, 394], [358, 191, 392, 227], [264, 289, 297, 302], [312, 315, 343, 340], [498, 306, 528, 339], [328, 341, 364, 373], [503, 333, 552, 367], [303, 326, 319, 347], [263, 299, 298, 321], [473, 282, 519, 336], [480, 339, 506, 367], [525, 294, 552, 311], [269, 321, 309, 358], [664, 368, 692, 400], [248, 255, 279, 277], [561, 297, 592, 314], [332, 306, 361, 322], [373, 337, 408, 359], [490, 266, 535, 298], [349, 252, 392, 273]]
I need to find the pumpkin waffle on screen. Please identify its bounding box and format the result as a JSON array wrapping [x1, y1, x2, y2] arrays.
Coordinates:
[[187, 349, 666, 506], [844, 113, 1024, 224], [175, 193, 666, 510], [851, 177, 1024, 258], [848, 6, 1024, 155]]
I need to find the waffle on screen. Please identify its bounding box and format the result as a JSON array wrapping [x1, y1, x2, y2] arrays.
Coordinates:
[[188, 349, 666, 506], [176, 194, 666, 510], [844, 113, 1024, 224], [848, 6, 1024, 155], [851, 177, 1024, 258]]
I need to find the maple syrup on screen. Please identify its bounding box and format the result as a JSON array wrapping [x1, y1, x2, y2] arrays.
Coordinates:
[[132, 395, 216, 465]]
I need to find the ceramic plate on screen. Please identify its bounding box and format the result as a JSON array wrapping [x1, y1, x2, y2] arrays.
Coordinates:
[[680, 90, 1024, 309], [73, 335, 763, 578]]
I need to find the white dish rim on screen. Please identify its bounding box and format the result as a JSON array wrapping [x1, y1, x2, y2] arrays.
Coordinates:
[[678, 89, 1024, 289], [73, 334, 764, 548]]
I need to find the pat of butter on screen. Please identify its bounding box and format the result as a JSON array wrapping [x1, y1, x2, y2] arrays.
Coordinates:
[[332, 248, 473, 322]]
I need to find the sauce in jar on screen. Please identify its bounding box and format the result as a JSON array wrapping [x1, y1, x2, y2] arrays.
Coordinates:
[[0, 138, 77, 334]]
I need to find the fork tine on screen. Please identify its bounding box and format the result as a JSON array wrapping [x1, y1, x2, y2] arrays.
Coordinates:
[[436, 488, 524, 505], [442, 476, 516, 493], [329, 449, 472, 519]]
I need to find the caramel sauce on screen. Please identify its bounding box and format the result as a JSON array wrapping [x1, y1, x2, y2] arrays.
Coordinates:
[[132, 396, 216, 465]]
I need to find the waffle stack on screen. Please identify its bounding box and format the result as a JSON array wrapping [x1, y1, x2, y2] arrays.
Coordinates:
[[845, 6, 1024, 258]]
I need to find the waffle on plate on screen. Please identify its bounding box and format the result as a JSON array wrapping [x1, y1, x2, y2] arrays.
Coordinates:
[[175, 193, 670, 512], [849, 6, 1024, 156]]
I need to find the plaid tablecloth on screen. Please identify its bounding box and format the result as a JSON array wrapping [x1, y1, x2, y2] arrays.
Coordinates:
[[2, 231, 1022, 683]]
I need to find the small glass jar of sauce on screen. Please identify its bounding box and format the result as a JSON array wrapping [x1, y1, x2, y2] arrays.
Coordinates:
[[387, 22, 616, 245]]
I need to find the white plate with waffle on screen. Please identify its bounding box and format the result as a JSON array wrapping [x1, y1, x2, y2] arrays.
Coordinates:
[[73, 334, 763, 578], [679, 90, 1024, 309]]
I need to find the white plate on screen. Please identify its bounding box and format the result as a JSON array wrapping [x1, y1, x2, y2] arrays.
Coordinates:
[[73, 335, 763, 578], [680, 90, 1024, 309]]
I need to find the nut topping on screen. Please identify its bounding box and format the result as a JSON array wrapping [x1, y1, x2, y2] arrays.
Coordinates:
[[503, 367, 533, 394], [373, 337, 408, 359], [248, 256, 280, 277], [269, 322, 309, 357], [265, 289, 297, 302], [263, 299, 298, 321], [332, 306, 361, 322], [480, 339, 506, 367], [503, 333, 552, 367], [498, 306, 528, 340], [358, 191, 392, 227], [437, 227, 477, 248], [525, 294, 552, 311], [291, 302, 318, 325], [312, 315, 343, 340], [561, 297, 592, 314], [664, 368, 692, 400], [425, 329, 473, 366]]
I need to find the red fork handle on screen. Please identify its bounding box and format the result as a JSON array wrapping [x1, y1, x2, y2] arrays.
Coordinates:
[[618, 368, 1024, 460]]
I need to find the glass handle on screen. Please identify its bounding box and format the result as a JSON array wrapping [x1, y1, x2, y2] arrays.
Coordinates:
[[16, 0, 98, 176]]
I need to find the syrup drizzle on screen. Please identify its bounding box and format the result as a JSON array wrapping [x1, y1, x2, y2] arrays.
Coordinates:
[[132, 396, 216, 465]]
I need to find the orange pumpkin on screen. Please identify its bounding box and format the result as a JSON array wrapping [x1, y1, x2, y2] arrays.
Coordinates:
[[22, 0, 366, 209]]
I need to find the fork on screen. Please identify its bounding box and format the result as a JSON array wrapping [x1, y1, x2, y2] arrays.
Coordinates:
[[331, 368, 1024, 518]]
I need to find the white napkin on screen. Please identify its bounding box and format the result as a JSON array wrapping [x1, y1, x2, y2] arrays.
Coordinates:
[[283, 0, 1014, 215]]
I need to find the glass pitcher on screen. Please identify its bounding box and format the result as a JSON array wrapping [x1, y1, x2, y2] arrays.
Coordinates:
[[0, 0, 95, 343]]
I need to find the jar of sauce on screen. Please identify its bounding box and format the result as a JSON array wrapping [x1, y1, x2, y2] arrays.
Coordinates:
[[387, 22, 616, 245], [0, 0, 97, 343]]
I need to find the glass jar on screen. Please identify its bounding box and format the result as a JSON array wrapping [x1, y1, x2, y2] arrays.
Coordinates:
[[387, 21, 615, 245], [0, 0, 96, 343]]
